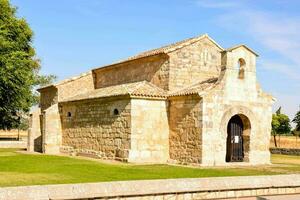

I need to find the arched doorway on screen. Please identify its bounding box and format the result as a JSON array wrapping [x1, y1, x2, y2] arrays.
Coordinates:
[[226, 115, 244, 162]]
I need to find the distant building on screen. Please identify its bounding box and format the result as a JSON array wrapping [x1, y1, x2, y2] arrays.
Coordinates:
[[28, 34, 274, 166]]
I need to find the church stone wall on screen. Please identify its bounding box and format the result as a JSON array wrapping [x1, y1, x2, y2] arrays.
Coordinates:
[[94, 55, 169, 90], [129, 99, 169, 163], [60, 97, 131, 161], [39, 73, 94, 111], [57, 73, 94, 102], [168, 37, 222, 91], [39, 87, 58, 111], [42, 104, 62, 154], [201, 48, 273, 166], [27, 108, 42, 152], [169, 95, 203, 164]]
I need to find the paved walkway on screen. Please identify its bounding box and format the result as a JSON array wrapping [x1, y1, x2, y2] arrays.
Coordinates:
[[226, 193, 300, 200]]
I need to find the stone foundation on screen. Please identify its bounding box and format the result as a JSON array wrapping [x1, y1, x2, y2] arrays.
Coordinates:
[[0, 174, 299, 200], [270, 147, 300, 156]]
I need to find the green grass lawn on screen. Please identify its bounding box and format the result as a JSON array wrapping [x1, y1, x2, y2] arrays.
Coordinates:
[[0, 148, 299, 187]]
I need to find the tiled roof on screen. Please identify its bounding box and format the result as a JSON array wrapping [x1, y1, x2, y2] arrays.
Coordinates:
[[225, 44, 259, 56], [62, 77, 220, 102], [62, 81, 168, 102], [39, 34, 224, 91], [38, 71, 92, 91], [169, 78, 219, 97], [93, 34, 224, 71]]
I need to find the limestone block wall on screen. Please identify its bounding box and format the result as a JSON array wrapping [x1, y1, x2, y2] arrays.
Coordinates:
[[38, 72, 94, 111], [169, 95, 203, 164], [39, 87, 58, 111], [94, 55, 170, 90], [42, 104, 62, 154], [168, 37, 222, 91], [57, 72, 94, 102], [27, 108, 42, 152], [60, 97, 131, 161], [129, 99, 169, 163], [201, 48, 273, 166]]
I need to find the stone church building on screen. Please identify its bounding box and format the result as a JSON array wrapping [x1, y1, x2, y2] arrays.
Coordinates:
[[28, 34, 274, 166]]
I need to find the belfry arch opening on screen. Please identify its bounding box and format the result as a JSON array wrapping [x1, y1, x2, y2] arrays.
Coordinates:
[[226, 114, 251, 162], [238, 58, 246, 79]]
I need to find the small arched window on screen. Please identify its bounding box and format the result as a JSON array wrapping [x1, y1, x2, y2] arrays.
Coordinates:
[[67, 112, 72, 117], [238, 58, 246, 79], [113, 109, 119, 116]]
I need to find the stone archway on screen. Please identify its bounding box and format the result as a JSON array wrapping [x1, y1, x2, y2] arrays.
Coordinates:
[[220, 106, 254, 163], [225, 114, 251, 162]]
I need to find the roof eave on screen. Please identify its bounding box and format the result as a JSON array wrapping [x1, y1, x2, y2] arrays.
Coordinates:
[[225, 44, 259, 57], [92, 53, 168, 72], [37, 84, 56, 92]]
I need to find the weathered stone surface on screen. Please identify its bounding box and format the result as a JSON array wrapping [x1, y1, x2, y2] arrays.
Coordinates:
[[42, 104, 62, 154], [270, 147, 300, 156], [61, 97, 131, 161], [27, 108, 42, 152], [201, 47, 273, 166], [38, 72, 94, 111], [168, 37, 222, 91], [129, 99, 169, 163], [94, 55, 170, 90], [0, 174, 299, 200], [169, 95, 202, 164]]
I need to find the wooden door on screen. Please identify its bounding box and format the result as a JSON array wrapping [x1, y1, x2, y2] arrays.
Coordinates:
[[226, 115, 244, 162]]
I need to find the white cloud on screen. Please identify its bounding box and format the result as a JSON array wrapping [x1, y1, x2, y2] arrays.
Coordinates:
[[260, 60, 300, 81], [244, 12, 300, 67], [216, 10, 300, 79]]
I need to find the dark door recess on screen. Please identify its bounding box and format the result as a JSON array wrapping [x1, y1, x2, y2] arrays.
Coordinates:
[[226, 115, 244, 162]]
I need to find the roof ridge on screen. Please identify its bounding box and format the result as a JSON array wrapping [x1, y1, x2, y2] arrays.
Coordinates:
[[164, 34, 224, 54], [38, 71, 92, 91], [129, 81, 167, 96], [225, 44, 259, 56], [92, 34, 224, 71]]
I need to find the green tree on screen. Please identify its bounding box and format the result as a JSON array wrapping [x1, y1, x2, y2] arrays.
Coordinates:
[[0, 0, 55, 130], [271, 107, 292, 147], [292, 105, 300, 131]]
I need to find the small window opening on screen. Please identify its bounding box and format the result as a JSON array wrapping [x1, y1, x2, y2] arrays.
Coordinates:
[[238, 58, 246, 79], [113, 109, 119, 115], [67, 112, 72, 117]]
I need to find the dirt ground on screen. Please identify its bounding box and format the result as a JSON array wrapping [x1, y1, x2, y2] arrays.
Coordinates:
[[270, 135, 300, 149], [0, 129, 27, 139]]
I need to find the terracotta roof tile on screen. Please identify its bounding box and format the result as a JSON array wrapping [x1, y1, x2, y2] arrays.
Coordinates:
[[62, 81, 167, 102], [38, 71, 92, 91], [169, 77, 219, 97], [225, 44, 259, 56], [93, 34, 224, 71]]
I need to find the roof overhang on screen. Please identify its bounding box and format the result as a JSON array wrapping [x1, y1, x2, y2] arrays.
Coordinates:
[[225, 44, 259, 57]]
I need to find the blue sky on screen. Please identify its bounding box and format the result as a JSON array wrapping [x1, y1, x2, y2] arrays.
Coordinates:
[[11, 0, 300, 124]]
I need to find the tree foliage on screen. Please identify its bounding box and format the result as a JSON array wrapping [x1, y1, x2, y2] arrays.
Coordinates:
[[272, 113, 291, 135], [272, 107, 292, 136], [292, 105, 300, 131], [271, 107, 292, 147], [0, 0, 56, 129]]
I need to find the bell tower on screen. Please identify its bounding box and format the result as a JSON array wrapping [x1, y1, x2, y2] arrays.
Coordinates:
[[220, 44, 259, 101]]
